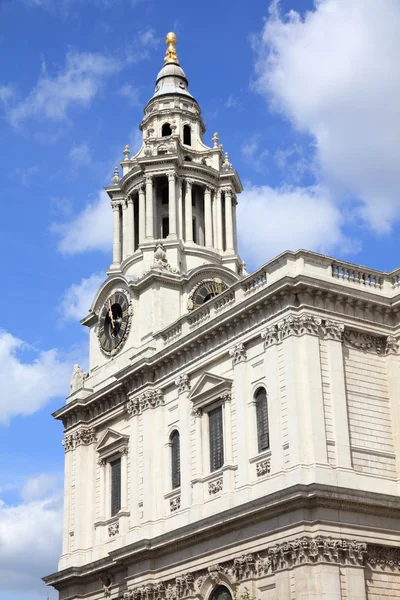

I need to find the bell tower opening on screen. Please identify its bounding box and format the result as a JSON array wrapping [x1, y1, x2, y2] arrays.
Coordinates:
[[162, 122, 172, 136], [183, 124, 191, 146]]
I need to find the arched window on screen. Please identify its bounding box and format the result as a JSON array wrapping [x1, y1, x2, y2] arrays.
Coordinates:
[[255, 387, 269, 452], [183, 124, 191, 146], [162, 122, 172, 137], [210, 586, 232, 600], [170, 430, 181, 489]]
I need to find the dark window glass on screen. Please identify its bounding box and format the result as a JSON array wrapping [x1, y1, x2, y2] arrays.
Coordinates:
[[255, 388, 269, 452], [162, 123, 172, 136], [110, 458, 121, 516], [170, 430, 181, 489], [162, 217, 169, 238], [192, 218, 197, 244], [183, 124, 191, 146], [161, 186, 168, 204], [209, 406, 224, 471], [211, 586, 232, 600]]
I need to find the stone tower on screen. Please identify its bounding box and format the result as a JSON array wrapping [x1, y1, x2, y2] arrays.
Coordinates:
[[45, 33, 400, 600]]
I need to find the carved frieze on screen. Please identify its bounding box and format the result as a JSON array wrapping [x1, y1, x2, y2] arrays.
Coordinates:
[[126, 389, 164, 417], [385, 335, 400, 355], [229, 343, 247, 366], [62, 427, 96, 452], [123, 536, 390, 600], [344, 330, 386, 354]]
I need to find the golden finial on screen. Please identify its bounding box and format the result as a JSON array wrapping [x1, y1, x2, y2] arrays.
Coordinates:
[[164, 32, 178, 64]]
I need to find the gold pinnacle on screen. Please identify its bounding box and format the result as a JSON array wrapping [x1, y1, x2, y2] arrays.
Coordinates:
[[164, 32, 178, 64]]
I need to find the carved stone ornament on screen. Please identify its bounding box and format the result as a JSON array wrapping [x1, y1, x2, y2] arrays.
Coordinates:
[[143, 243, 179, 276], [169, 496, 181, 512], [123, 537, 395, 600], [344, 330, 386, 354], [126, 389, 164, 417], [261, 315, 346, 348], [385, 335, 400, 355], [208, 478, 223, 495], [256, 459, 271, 477], [229, 343, 247, 366], [99, 572, 114, 598], [70, 364, 88, 393], [63, 427, 96, 452], [175, 373, 190, 394], [108, 521, 119, 537]]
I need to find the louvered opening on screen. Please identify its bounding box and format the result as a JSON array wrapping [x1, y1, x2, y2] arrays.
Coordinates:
[[209, 406, 224, 471], [110, 458, 121, 516], [255, 388, 270, 452], [170, 430, 181, 489]]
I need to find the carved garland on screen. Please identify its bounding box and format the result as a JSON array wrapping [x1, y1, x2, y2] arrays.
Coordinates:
[[261, 314, 398, 355], [62, 427, 96, 452], [122, 536, 397, 599], [126, 389, 164, 417]]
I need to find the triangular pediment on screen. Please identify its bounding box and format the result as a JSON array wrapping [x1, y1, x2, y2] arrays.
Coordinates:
[[96, 428, 129, 454], [189, 372, 232, 408]]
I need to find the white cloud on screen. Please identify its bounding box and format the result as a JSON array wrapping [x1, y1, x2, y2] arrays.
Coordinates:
[[119, 83, 141, 108], [60, 272, 104, 321], [254, 0, 400, 232], [0, 475, 62, 595], [241, 135, 269, 173], [225, 93, 239, 109], [9, 51, 120, 126], [0, 85, 15, 106], [69, 142, 91, 166], [238, 183, 356, 268], [0, 330, 71, 424], [51, 190, 112, 255]]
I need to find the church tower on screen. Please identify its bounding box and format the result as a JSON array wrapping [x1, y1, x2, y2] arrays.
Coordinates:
[[106, 31, 242, 278], [45, 32, 400, 600]]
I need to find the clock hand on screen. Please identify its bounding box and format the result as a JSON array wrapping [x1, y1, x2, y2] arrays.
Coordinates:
[[107, 300, 116, 332]]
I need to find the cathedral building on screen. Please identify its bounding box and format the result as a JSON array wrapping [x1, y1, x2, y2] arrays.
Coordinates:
[[44, 33, 400, 600]]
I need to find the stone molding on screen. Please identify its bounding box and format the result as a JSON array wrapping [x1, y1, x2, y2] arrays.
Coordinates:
[[344, 329, 386, 354], [62, 427, 96, 452], [175, 374, 190, 395], [229, 343, 247, 366], [122, 536, 382, 600], [126, 389, 164, 417]]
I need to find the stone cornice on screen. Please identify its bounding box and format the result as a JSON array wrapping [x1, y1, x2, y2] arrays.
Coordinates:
[[43, 482, 400, 590]]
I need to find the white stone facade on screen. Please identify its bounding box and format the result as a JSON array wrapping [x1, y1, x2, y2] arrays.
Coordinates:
[[44, 35, 400, 600]]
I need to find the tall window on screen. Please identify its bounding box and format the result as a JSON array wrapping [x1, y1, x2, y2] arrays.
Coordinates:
[[170, 430, 181, 489], [255, 388, 269, 452], [110, 458, 121, 516], [209, 406, 224, 471], [162, 122, 172, 136], [183, 124, 191, 146]]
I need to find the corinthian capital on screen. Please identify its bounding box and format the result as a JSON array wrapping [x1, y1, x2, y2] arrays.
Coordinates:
[[167, 171, 176, 182]]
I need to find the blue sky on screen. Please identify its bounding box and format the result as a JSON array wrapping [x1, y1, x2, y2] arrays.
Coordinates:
[[1, 0, 400, 597]]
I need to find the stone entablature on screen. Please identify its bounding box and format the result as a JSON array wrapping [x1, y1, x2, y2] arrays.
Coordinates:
[[126, 388, 164, 417], [120, 537, 400, 600]]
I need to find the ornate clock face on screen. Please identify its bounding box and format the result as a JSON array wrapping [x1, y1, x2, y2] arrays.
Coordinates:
[[188, 278, 228, 310], [98, 290, 132, 355]]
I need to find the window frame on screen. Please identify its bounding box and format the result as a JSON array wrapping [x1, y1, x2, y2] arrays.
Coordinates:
[[170, 429, 181, 490], [255, 386, 270, 453]]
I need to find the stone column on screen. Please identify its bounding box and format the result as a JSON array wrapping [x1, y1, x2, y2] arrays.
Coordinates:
[[112, 202, 122, 265], [215, 189, 223, 251], [232, 198, 238, 253], [168, 171, 177, 238], [229, 344, 248, 486], [127, 197, 134, 256], [176, 374, 191, 509], [386, 337, 400, 476], [224, 187, 234, 253], [204, 186, 213, 248], [138, 185, 146, 244], [185, 179, 193, 243], [120, 448, 128, 511], [145, 175, 154, 239], [122, 200, 128, 260], [177, 178, 183, 239], [212, 190, 217, 248]]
